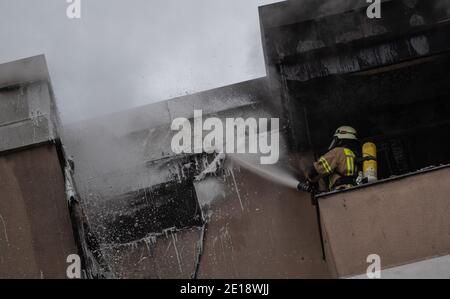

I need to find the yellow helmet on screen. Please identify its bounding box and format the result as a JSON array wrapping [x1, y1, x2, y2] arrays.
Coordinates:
[[328, 126, 358, 150], [334, 126, 358, 140]]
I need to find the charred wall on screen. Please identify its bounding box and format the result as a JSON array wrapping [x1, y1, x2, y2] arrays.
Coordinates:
[[260, 0, 449, 151], [260, 0, 450, 170]]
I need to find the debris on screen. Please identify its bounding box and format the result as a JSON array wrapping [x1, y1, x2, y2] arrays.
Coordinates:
[[194, 153, 226, 181]]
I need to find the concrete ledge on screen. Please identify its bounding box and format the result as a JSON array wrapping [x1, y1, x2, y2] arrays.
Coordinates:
[[319, 166, 450, 278], [0, 56, 58, 154], [0, 55, 50, 89]]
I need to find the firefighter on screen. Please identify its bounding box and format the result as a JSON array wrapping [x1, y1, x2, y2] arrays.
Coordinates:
[[298, 126, 360, 193]]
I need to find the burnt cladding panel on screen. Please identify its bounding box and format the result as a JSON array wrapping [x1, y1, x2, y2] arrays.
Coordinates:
[[97, 179, 203, 244]]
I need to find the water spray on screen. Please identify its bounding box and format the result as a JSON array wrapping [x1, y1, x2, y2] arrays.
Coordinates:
[[194, 151, 311, 193]]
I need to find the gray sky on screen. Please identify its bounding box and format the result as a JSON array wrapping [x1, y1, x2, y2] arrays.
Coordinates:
[[0, 0, 283, 124]]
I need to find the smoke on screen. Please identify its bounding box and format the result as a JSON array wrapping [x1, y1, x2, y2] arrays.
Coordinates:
[[0, 0, 283, 124]]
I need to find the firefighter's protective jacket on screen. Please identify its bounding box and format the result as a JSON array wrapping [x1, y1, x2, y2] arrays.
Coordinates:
[[308, 147, 357, 191]]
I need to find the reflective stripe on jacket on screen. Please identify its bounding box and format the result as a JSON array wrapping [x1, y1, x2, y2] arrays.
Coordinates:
[[309, 147, 357, 191]]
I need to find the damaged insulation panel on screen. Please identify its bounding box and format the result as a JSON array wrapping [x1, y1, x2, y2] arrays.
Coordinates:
[[100, 227, 203, 279], [93, 179, 203, 245]]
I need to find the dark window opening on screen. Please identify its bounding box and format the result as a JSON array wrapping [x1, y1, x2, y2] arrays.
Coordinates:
[[287, 53, 450, 181], [96, 180, 203, 244]]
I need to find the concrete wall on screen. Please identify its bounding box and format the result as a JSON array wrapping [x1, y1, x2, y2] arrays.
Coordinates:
[[0, 56, 77, 279], [195, 165, 329, 278], [259, 0, 450, 152], [0, 82, 57, 152], [0, 144, 77, 278], [319, 166, 450, 278]]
